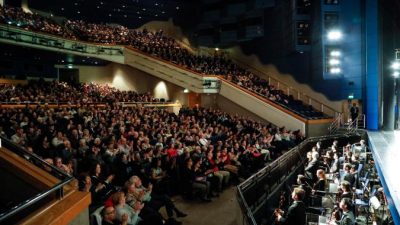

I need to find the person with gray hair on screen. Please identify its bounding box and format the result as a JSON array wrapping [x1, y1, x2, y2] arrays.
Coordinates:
[[304, 151, 320, 182]]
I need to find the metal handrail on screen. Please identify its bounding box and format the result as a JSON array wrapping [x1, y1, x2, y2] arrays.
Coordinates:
[[0, 136, 74, 223], [329, 113, 343, 134]]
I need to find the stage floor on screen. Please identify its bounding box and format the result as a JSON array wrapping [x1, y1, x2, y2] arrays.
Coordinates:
[[368, 130, 400, 224]]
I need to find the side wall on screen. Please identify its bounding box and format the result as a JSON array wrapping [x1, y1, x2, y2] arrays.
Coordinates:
[[78, 63, 188, 106]]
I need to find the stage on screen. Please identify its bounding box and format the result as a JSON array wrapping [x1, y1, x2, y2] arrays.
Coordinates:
[[368, 130, 400, 225]]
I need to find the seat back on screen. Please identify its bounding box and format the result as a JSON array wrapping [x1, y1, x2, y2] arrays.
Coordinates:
[[329, 182, 339, 193], [91, 206, 104, 225]]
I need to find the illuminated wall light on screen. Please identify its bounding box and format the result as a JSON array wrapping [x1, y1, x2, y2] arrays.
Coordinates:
[[183, 88, 189, 93], [112, 69, 131, 91], [215, 48, 219, 51], [327, 30, 343, 41], [154, 81, 169, 100], [329, 59, 340, 65], [67, 64, 73, 69], [393, 71, 400, 78], [330, 51, 341, 57]]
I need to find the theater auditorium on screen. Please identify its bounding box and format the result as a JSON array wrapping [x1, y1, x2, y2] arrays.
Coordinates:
[[0, 0, 399, 225]]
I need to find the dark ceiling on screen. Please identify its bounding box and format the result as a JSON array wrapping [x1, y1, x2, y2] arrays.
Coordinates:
[[24, 0, 197, 28]]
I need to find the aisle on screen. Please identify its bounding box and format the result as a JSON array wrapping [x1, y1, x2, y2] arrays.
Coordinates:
[[160, 186, 239, 225]]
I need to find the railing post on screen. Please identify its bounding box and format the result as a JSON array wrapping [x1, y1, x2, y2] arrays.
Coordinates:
[[287, 87, 290, 95], [57, 187, 64, 199], [321, 104, 324, 112], [277, 82, 280, 90]]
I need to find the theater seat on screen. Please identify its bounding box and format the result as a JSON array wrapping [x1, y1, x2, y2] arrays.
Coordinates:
[[91, 206, 104, 225]]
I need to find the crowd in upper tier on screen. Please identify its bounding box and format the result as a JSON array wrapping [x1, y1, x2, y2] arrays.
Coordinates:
[[0, 4, 327, 119], [0, 81, 305, 225]]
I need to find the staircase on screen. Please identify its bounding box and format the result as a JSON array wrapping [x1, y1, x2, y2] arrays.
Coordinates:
[[329, 114, 366, 135]]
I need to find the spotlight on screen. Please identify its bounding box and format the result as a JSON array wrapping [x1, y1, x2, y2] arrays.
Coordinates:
[[330, 68, 341, 74], [330, 51, 341, 57], [329, 59, 340, 65], [391, 61, 400, 70], [183, 88, 189, 93], [327, 30, 343, 41]]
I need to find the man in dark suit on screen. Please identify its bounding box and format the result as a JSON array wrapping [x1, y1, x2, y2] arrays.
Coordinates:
[[305, 152, 319, 182], [350, 103, 359, 123], [339, 198, 355, 225], [342, 163, 356, 187], [275, 187, 306, 225]]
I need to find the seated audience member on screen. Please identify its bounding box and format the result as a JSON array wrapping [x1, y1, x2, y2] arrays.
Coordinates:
[[112, 191, 141, 225], [305, 151, 319, 182], [101, 205, 128, 225], [313, 169, 327, 194], [275, 187, 306, 225], [342, 163, 355, 187], [340, 181, 353, 200], [339, 198, 355, 225], [180, 158, 212, 202], [203, 150, 230, 192], [128, 176, 186, 223], [90, 163, 116, 206], [330, 153, 340, 174], [296, 174, 312, 206]]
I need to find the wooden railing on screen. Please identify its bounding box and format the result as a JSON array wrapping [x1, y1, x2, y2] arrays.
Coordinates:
[[0, 137, 91, 225]]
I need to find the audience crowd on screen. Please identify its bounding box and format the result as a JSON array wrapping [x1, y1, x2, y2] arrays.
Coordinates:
[[0, 4, 327, 119], [0, 81, 305, 225], [0, 80, 157, 104]]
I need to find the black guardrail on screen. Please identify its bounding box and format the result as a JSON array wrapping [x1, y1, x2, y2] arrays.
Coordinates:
[[0, 136, 74, 223]]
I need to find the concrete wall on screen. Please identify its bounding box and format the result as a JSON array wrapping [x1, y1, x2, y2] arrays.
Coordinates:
[[78, 63, 188, 106], [215, 95, 272, 125], [219, 81, 306, 133]]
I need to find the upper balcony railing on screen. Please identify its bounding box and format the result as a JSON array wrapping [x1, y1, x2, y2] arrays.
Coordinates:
[[0, 24, 124, 62]]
